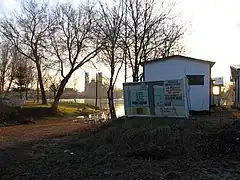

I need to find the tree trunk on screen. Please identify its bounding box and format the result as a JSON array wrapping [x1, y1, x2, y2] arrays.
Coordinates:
[[124, 52, 127, 82], [0, 68, 6, 93], [36, 61, 47, 104], [37, 81, 39, 103], [132, 73, 139, 82], [6, 76, 13, 93], [0, 79, 4, 93], [53, 90, 56, 99], [107, 86, 116, 119], [19, 86, 23, 99], [0, 82, 2, 94], [51, 73, 73, 114], [25, 85, 28, 100], [132, 65, 139, 82], [51, 83, 65, 114]]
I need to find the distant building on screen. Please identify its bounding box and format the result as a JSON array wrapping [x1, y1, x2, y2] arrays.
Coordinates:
[[84, 73, 108, 98], [84, 72, 122, 99], [97, 72, 103, 84], [84, 72, 89, 93], [211, 77, 224, 106]]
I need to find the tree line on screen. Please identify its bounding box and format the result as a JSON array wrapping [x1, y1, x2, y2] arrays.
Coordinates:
[[0, 0, 185, 118]]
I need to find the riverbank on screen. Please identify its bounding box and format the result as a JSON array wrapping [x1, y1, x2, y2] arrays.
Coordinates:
[[24, 101, 103, 116], [1, 101, 107, 126], [0, 101, 106, 149], [1, 107, 240, 179]]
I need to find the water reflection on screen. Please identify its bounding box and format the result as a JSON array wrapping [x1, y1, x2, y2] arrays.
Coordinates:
[[115, 103, 125, 117], [59, 98, 125, 117]]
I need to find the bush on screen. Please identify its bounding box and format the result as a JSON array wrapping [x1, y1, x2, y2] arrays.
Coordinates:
[[93, 117, 240, 161], [0, 105, 20, 123]]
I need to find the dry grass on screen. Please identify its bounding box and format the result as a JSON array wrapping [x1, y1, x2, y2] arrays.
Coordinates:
[[23, 101, 100, 117], [0, 101, 104, 125], [0, 101, 104, 149], [1, 107, 240, 179]]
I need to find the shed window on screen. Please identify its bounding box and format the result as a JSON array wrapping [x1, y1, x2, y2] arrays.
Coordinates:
[[187, 75, 204, 85]]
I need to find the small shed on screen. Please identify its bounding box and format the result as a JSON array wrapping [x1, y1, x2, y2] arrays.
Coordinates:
[[230, 65, 240, 107], [211, 77, 224, 106], [142, 55, 215, 111]]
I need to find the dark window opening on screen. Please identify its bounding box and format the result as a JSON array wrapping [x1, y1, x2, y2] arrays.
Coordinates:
[[187, 75, 204, 85]]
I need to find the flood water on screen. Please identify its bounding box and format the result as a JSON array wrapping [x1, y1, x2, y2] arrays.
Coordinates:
[[59, 98, 125, 117]]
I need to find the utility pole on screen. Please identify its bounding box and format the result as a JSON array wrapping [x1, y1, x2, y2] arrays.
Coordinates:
[[95, 73, 98, 109]]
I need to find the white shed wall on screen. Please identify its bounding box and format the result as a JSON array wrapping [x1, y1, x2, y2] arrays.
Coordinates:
[[144, 57, 211, 111]]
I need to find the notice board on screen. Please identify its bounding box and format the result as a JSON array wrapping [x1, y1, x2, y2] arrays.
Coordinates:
[[123, 79, 189, 117]]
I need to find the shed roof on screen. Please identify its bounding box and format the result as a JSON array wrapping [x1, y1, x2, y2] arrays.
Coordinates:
[[230, 65, 240, 81], [141, 55, 216, 67], [230, 64, 240, 70], [212, 77, 224, 86]]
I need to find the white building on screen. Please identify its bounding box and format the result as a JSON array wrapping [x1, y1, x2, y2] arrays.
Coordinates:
[[211, 77, 224, 106], [230, 65, 240, 107], [142, 55, 215, 111]]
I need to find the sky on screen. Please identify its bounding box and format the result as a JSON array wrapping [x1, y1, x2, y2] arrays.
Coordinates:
[[1, 0, 240, 91]]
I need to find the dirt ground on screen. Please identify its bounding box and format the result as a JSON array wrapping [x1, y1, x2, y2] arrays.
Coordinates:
[[0, 119, 95, 150], [1, 107, 240, 180]]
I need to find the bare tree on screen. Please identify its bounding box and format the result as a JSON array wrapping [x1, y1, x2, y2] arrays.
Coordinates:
[[12, 56, 34, 99], [5, 47, 19, 93], [97, 1, 124, 118], [49, 3, 102, 113], [151, 20, 185, 59], [0, 0, 53, 104], [23, 60, 34, 100], [122, 0, 185, 81], [0, 41, 11, 93], [0, 40, 20, 94], [49, 83, 59, 99], [45, 72, 60, 99]]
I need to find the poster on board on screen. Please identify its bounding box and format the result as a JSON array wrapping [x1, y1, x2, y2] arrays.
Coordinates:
[[123, 79, 188, 117], [153, 79, 186, 117], [124, 82, 150, 115]]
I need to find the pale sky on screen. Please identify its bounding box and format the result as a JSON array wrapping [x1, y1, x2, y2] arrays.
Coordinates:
[[1, 0, 240, 91]]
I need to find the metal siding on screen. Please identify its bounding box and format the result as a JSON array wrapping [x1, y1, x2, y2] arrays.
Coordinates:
[[144, 57, 210, 111]]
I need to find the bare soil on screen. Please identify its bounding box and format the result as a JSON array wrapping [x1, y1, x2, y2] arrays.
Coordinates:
[[0, 119, 94, 150], [1, 107, 240, 180]]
